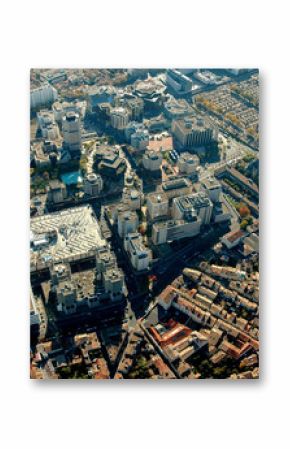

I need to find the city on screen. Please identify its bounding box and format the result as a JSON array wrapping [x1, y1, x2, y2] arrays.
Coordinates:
[[30, 68, 259, 379]]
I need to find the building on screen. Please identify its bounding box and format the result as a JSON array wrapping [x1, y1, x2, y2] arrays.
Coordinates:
[[152, 217, 201, 245], [161, 177, 192, 200], [47, 179, 67, 204], [166, 69, 193, 95], [87, 85, 117, 113], [56, 281, 77, 314], [134, 76, 166, 108], [30, 206, 106, 272], [124, 232, 152, 271], [164, 96, 193, 119], [37, 110, 60, 141], [178, 152, 199, 175], [110, 107, 129, 130], [221, 229, 245, 249], [117, 210, 139, 238], [95, 246, 117, 275], [84, 173, 103, 196], [31, 140, 58, 168], [172, 192, 213, 225], [201, 177, 222, 203], [125, 122, 146, 142], [142, 149, 162, 172], [115, 95, 144, 121], [31, 83, 58, 109], [96, 147, 127, 179], [146, 192, 169, 221], [131, 128, 149, 150], [122, 187, 142, 210], [103, 268, 125, 300], [52, 100, 87, 123], [172, 115, 217, 149], [62, 111, 82, 158]]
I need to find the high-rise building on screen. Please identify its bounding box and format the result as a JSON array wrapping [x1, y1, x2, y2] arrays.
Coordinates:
[[172, 115, 217, 149], [117, 210, 139, 238], [110, 107, 129, 130], [31, 83, 58, 109], [142, 150, 162, 172], [172, 192, 213, 225], [124, 232, 152, 271], [201, 177, 222, 203], [146, 192, 169, 221], [62, 111, 82, 158], [84, 173, 103, 196]]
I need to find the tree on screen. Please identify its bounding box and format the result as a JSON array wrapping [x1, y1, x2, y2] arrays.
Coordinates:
[[238, 203, 250, 217]]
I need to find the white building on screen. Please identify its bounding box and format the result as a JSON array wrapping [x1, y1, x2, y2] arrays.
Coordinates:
[[117, 210, 139, 238], [52, 100, 87, 123], [146, 192, 169, 221], [37, 110, 60, 140], [124, 232, 152, 271], [84, 173, 103, 196], [31, 83, 58, 109], [110, 107, 129, 130], [152, 217, 201, 245], [142, 149, 162, 171]]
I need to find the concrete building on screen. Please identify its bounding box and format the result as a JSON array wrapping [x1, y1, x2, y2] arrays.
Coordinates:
[[142, 149, 162, 172], [161, 177, 192, 200], [152, 217, 201, 245], [172, 115, 217, 149], [95, 146, 127, 179], [31, 83, 58, 109], [117, 210, 139, 238], [110, 107, 129, 130], [87, 85, 117, 113], [164, 96, 193, 119], [131, 128, 149, 150], [172, 192, 213, 225], [125, 122, 146, 142], [62, 111, 82, 158], [166, 70, 193, 95], [56, 281, 77, 314], [146, 192, 169, 221], [103, 268, 125, 300], [124, 232, 152, 271], [178, 152, 199, 175], [84, 173, 103, 196], [52, 100, 87, 123], [37, 110, 60, 141], [201, 177, 222, 203], [122, 187, 142, 210], [30, 206, 106, 272], [47, 180, 67, 204], [95, 247, 116, 275]]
